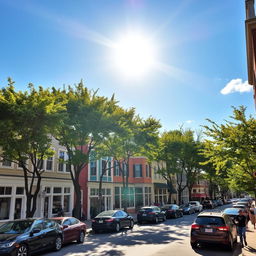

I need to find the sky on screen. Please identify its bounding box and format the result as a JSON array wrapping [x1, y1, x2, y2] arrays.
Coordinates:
[[0, 0, 254, 132]]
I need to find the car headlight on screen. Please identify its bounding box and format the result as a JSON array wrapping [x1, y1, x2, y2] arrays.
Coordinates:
[[0, 241, 16, 248]]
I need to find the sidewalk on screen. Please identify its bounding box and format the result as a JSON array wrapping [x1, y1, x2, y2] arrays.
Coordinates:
[[241, 222, 256, 256]]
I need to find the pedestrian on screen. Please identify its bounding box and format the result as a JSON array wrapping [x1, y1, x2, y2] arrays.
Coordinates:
[[249, 204, 256, 229], [234, 209, 247, 248]]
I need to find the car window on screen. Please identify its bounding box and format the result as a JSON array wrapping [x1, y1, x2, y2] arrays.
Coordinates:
[[0, 220, 33, 234], [63, 219, 72, 226], [44, 220, 54, 229], [154, 207, 160, 212], [140, 208, 153, 212], [121, 211, 128, 217], [33, 220, 44, 230], [70, 218, 79, 225], [195, 216, 225, 226]]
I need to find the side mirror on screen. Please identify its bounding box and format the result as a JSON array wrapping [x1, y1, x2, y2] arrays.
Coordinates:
[[62, 224, 68, 230]]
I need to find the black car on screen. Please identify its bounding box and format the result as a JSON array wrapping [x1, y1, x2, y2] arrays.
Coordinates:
[[161, 204, 183, 218], [179, 203, 196, 215], [0, 219, 62, 256], [91, 210, 134, 233], [137, 206, 166, 224]]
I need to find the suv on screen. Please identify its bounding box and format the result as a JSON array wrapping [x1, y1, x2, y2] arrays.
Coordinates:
[[137, 206, 166, 224], [190, 212, 237, 250]]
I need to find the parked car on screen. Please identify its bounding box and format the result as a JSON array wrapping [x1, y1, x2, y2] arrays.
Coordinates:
[[202, 200, 214, 209], [92, 210, 134, 233], [51, 217, 86, 244], [179, 203, 196, 215], [190, 212, 237, 250], [137, 206, 166, 224], [226, 199, 232, 204], [232, 204, 247, 210], [161, 204, 183, 218], [217, 199, 224, 206], [223, 208, 240, 221], [235, 201, 250, 208], [212, 200, 218, 208], [189, 201, 203, 212], [0, 218, 62, 256]]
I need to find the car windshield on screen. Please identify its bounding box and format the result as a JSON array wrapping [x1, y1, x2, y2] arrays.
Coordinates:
[[96, 211, 115, 217], [190, 202, 197, 205], [0, 220, 34, 234], [195, 216, 225, 226]]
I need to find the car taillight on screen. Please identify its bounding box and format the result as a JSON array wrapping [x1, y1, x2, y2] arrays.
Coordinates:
[[217, 226, 229, 231], [91, 219, 96, 223], [191, 224, 201, 230], [105, 218, 114, 222], [148, 212, 155, 215]]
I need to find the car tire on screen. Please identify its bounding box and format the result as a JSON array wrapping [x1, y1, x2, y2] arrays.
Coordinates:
[[155, 217, 159, 224], [77, 231, 85, 243], [16, 244, 29, 256], [228, 236, 234, 251], [190, 242, 197, 249], [129, 220, 134, 229], [54, 236, 62, 251], [115, 223, 120, 232]]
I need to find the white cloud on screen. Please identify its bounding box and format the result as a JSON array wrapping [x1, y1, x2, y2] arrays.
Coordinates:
[[220, 79, 253, 95], [186, 120, 194, 124]]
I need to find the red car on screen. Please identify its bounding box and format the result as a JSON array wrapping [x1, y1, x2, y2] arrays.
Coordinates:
[[51, 217, 86, 244]]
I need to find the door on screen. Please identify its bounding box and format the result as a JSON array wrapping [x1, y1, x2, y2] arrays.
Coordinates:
[[62, 218, 73, 243], [121, 211, 130, 227], [14, 198, 22, 219]]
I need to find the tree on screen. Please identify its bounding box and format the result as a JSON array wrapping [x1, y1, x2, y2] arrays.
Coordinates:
[[96, 107, 161, 211], [55, 81, 118, 219], [202, 106, 256, 197], [0, 79, 63, 217], [157, 129, 202, 204]]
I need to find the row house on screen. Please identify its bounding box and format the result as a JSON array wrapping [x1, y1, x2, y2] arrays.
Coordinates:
[[80, 156, 172, 220], [0, 137, 74, 222], [191, 179, 210, 202]]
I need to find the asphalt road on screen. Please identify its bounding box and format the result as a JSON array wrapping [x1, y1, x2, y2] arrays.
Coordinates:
[[42, 205, 243, 256]]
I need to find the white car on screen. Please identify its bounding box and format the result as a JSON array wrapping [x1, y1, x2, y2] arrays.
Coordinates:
[[189, 201, 203, 212]]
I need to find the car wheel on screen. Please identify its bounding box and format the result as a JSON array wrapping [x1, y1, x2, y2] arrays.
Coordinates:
[[129, 220, 134, 229], [77, 231, 85, 243], [190, 242, 197, 249], [155, 217, 159, 224], [17, 244, 29, 256], [115, 223, 120, 232], [54, 236, 62, 251]]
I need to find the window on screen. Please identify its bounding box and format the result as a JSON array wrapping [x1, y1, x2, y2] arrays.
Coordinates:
[[53, 187, 62, 194], [0, 187, 12, 195], [2, 159, 12, 167], [193, 189, 196, 193], [144, 187, 152, 206], [101, 160, 107, 176], [52, 196, 62, 214], [45, 187, 51, 194], [122, 162, 128, 176], [64, 187, 70, 193], [108, 161, 111, 176], [16, 187, 24, 195], [37, 159, 44, 170], [0, 198, 11, 220], [46, 157, 53, 171], [121, 187, 134, 208], [114, 161, 120, 176], [114, 187, 120, 208], [64, 195, 70, 212], [58, 151, 65, 172], [133, 164, 142, 177], [146, 165, 149, 177], [90, 161, 97, 176]]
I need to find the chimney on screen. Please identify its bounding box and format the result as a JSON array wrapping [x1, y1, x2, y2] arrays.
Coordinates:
[[246, 0, 255, 19]]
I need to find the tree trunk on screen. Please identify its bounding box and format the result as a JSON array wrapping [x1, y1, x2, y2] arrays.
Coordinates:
[[167, 192, 172, 203], [73, 177, 82, 220]]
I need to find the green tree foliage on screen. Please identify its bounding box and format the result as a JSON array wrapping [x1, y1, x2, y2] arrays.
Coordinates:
[[157, 129, 202, 204], [55, 81, 119, 219], [95, 106, 161, 211], [202, 106, 256, 197], [0, 79, 63, 217]]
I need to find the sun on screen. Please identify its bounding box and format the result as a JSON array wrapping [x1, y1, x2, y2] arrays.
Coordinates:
[[113, 32, 156, 79]]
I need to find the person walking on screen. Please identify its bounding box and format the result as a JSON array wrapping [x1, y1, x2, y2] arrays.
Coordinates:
[[234, 209, 247, 248], [249, 204, 256, 229]]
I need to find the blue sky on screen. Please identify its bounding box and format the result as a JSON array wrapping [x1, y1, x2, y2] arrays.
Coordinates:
[[0, 0, 254, 131]]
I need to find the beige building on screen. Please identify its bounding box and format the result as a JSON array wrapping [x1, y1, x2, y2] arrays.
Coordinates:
[[0, 137, 74, 222], [151, 161, 177, 205]]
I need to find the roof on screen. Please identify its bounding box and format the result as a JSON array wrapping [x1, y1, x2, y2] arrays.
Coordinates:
[[197, 212, 224, 217]]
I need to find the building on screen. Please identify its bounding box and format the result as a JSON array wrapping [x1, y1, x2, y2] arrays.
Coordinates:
[[191, 179, 210, 202], [0, 137, 74, 222], [245, 0, 256, 105], [81, 156, 171, 220]]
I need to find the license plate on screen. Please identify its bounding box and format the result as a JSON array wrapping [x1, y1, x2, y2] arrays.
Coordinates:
[[205, 228, 213, 232], [98, 220, 103, 223], [142, 214, 147, 216]]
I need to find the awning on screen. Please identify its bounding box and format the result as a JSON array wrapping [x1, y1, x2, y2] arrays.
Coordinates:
[[153, 182, 177, 194]]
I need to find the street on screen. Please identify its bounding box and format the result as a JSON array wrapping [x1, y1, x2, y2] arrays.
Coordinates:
[[42, 205, 242, 256]]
